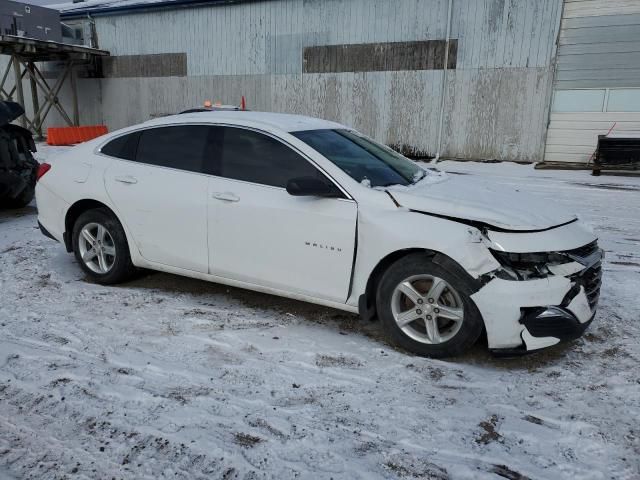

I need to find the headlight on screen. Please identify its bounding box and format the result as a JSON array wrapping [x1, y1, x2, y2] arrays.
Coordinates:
[[490, 250, 568, 280]]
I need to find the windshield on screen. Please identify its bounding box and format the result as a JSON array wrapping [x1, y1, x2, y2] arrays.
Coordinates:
[[292, 129, 425, 188]]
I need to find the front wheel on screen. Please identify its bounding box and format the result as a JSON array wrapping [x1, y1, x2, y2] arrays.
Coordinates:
[[376, 253, 483, 358], [72, 208, 136, 284]]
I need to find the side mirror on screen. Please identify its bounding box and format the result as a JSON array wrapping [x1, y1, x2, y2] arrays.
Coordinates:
[[286, 176, 341, 198]]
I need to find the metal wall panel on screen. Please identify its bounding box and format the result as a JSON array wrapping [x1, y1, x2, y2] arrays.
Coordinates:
[[302, 40, 457, 73], [47, 0, 562, 161], [450, 0, 562, 69], [101, 53, 187, 78], [442, 67, 555, 162]]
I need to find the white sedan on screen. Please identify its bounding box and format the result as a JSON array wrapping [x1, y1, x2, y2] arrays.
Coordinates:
[[35, 112, 602, 357]]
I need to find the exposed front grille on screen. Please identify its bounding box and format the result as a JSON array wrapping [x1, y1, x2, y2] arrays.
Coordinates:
[[569, 241, 603, 310], [581, 261, 602, 309], [566, 240, 599, 258]]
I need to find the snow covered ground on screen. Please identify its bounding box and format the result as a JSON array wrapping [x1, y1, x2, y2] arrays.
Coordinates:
[[1, 146, 639, 480]]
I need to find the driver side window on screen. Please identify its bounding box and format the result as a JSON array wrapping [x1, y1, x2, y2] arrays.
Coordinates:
[[212, 126, 329, 189]]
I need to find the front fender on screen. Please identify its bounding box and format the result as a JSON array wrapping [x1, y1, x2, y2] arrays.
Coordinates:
[[348, 207, 500, 307]]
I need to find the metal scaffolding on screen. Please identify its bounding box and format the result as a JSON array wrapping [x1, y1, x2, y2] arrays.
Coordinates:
[[0, 35, 108, 139]]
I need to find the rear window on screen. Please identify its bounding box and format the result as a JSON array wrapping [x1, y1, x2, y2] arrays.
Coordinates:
[[101, 131, 140, 160], [135, 126, 210, 173]]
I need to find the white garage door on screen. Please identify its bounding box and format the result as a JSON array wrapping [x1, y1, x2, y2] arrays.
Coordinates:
[[544, 0, 640, 164], [545, 89, 640, 164]]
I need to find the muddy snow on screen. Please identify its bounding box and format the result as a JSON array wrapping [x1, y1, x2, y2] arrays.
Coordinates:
[[1, 147, 638, 479]]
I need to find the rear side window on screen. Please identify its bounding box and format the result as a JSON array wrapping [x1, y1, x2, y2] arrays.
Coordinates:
[[136, 125, 210, 173], [101, 131, 140, 160], [217, 127, 322, 187]]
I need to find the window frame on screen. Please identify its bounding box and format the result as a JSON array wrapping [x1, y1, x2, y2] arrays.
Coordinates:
[[98, 130, 141, 161], [133, 124, 212, 174], [606, 89, 640, 113], [211, 124, 350, 198], [552, 87, 640, 113], [98, 125, 211, 173], [292, 128, 425, 188], [551, 89, 606, 113], [96, 123, 354, 201]]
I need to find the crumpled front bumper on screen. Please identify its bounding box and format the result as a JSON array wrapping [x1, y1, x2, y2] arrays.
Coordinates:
[[471, 250, 603, 354]]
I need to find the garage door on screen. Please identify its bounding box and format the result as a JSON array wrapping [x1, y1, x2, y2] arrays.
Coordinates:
[[544, 0, 640, 164]]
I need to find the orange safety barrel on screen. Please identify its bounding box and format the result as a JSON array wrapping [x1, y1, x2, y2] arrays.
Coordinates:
[[47, 125, 108, 146]]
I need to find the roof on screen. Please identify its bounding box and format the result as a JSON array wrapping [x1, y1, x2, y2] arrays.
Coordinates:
[[0, 35, 109, 61], [19, 0, 62, 5], [141, 111, 347, 133], [52, 0, 259, 18]]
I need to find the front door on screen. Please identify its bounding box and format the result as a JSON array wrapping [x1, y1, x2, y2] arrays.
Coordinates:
[[207, 126, 357, 303]]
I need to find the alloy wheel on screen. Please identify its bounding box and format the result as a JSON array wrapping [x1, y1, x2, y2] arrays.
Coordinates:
[[78, 222, 116, 274], [390, 274, 465, 344]]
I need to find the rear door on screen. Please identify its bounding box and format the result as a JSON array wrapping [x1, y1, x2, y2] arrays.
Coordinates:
[[206, 126, 357, 303], [103, 125, 211, 273]]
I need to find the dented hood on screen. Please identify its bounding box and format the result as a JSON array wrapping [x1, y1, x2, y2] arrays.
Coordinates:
[[386, 173, 577, 231]]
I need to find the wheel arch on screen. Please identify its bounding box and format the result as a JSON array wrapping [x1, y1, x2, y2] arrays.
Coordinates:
[[64, 199, 122, 253], [359, 248, 482, 322]]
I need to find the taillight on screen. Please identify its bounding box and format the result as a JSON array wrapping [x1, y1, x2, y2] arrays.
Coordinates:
[[36, 163, 51, 181]]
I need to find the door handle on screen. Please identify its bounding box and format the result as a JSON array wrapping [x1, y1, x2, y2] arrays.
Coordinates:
[[212, 192, 240, 202], [114, 175, 138, 184]]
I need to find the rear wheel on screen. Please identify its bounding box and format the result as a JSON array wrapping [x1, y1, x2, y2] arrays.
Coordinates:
[[376, 253, 483, 358], [72, 208, 136, 284]]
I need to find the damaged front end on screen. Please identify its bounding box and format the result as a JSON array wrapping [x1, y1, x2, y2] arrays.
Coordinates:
[[472, 238, 603, 354]]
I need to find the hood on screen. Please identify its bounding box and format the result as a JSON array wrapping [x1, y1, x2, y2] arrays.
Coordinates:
[[386, 172, 576, 231]]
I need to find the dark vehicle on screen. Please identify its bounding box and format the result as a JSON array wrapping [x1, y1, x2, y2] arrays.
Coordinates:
[[0, 101, 38, 208]]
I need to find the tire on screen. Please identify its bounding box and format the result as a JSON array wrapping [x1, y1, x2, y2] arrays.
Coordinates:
[[72, 208, 136, 284], [376, 252, 484, 358]]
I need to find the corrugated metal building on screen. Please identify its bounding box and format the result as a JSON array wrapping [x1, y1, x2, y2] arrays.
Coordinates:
[[45, 0, 561, 163], [544, 0, 640, 164], [7, 0, 636, 163], [0, 0, 62, 42]]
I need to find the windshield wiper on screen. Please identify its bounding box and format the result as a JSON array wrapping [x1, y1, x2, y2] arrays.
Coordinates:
[[379, 181, 411, 187]]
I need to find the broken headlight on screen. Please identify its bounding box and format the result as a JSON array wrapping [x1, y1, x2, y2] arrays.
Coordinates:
[[490, 250, 567, 280]]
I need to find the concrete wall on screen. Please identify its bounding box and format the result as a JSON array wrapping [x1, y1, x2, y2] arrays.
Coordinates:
[[48, 0, 562, 162]]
